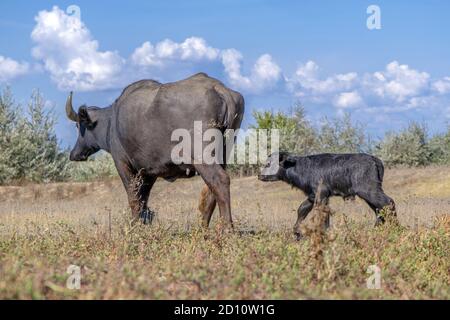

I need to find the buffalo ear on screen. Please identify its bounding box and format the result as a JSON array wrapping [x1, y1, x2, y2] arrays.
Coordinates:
[[78, 106, 97, 128]]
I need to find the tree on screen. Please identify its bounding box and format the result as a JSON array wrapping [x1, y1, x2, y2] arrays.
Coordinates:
[[24, 90, 69, 182], [317, 113, 368, 153], [0, 88, 69, 183], [0, 87, 19, 183], [375, 122, 432, 167], [251, 103, 318, 155], [428, 125, 450, 165]]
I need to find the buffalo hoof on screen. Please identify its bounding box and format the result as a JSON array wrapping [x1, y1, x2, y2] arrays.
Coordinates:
[[140, 208, 155, 225], [294, 232, 303, 241], [237, 230, 256, 236]]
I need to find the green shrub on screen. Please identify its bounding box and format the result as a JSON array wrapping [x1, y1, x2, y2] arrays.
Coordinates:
[[67, 152, 117, 182], [0, 87, 17, 183], [252, 104, 318, 156], [251, 106, 369, 155], [428, 126, 450, 165], [375, 122, 433, 167], [316, 113, 368, 153], [0, 88, 69, 183]]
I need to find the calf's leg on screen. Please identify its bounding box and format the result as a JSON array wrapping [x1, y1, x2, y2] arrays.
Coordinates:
[[315, 187, 331, 229], [296, 190, 332, 240], [293, 198, 314, 240], [358, 189, 397, 226]]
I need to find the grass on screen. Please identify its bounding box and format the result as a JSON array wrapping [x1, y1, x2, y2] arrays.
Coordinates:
[[0, 167, 449, 299]]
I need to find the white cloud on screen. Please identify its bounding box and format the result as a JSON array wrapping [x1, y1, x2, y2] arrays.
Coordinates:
[[221, 49, 252, 89], [288, 59, 450, 120], [363, 61, 429, 102], [28, 7, 282, 93], [290, 60, 358, 98], [131, 37, 220, 67], [31, 6, 124, 91], [295, 60, 318, 79], [132, 39, 282, 93], [0, 56, 29, 82], [251, 54, 283, 87], [432, 77, 450, 94], [130, 42, 161, 67], [334, 91, 363, 108], [221, 51, 282, 93], [23, 3, 450, 123]]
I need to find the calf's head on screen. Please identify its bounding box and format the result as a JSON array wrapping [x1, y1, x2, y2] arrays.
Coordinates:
[[65, 92, 101, 161], [258, 152, 296, 181]]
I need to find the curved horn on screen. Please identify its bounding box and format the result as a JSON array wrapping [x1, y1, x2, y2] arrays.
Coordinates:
[[65, 91, 78, 122]]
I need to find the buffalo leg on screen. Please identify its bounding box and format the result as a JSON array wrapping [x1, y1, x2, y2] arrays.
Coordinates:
[[358, 189, 397, 226], [293, 198, 314, 240], [194, 164, 232, 229], [116, 161, 156, 224], [198, 185, 217, 228], [135, 174, 157, 224]]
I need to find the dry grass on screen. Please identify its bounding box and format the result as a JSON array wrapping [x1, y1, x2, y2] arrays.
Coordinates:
[[0, 167, 449, 299]]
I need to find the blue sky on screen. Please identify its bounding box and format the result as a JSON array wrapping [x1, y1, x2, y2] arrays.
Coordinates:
[[1, 0, 449, 147]]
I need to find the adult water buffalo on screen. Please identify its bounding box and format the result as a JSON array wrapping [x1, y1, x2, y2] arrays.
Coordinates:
[[66, 73, 244, 229]]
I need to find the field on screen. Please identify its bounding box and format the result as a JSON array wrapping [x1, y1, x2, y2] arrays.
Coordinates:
[[0, 166, 449, 299]]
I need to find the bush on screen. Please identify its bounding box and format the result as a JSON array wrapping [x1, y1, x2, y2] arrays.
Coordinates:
[[316, 113, 368, 153], [0, 87, 119, 184], [252, 104, 318, 156], [0, 88, 17, 182], [375, 122, 432, 167], [0, 88, 69, 184], [428, 126, 450, 165], [251, 106, 369, 155], [67, 152, 117, 182]]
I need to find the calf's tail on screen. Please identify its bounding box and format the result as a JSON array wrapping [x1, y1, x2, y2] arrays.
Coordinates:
[[374, 157, 385, 182]]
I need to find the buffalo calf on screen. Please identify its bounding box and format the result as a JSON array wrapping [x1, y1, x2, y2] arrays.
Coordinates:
[[258, 152, 397, 239]]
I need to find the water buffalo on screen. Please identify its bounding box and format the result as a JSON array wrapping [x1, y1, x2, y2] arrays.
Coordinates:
[[66, 73, 244, 229], [258, 152, 397, 239]]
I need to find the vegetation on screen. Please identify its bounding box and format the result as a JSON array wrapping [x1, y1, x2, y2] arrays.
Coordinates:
[[67, 153, 116, 182], [0, 88, 69, 183], [0, 167, 448, 299], [250, 105, 368, 156], [376, 123, 430, 167], [0, 220, 448, 299]]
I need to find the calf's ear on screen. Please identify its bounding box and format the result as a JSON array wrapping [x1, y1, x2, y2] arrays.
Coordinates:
[[282, 156, 296, 169]]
